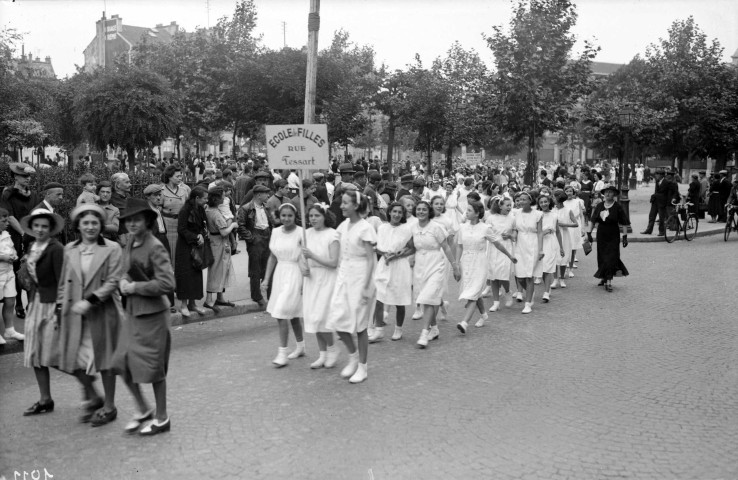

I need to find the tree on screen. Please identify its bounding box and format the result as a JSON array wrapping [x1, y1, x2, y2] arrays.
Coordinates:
[[373, 67, 407, 175], [486, 0, 599, 184], [73, 66, 181, 169]]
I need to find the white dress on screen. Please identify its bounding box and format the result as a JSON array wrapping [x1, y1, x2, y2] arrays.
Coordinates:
[[443, 195, 460, 233], [513, 210, 543, 278], [266, 226, 304, 319], [457, 222, 497, 301], [326, 219, 377, 334], [302, 228, 338, 333], [412, 221, 449, 306], [555, 207, 573, 267], [374, 223, 413, 306], [564, 198, 584, 249], [486, 213, 515, 281], [534, 212, 559, 276]]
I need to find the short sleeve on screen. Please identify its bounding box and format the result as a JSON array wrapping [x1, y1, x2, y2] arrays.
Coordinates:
[[455, 225, 464, 245], [358, 221, 377, 245], [213, 210, 228, 230], [432, 223, 448, 245], [484, 225, 500, 243]]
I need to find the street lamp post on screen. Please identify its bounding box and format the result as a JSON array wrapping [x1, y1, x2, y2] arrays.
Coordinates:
[[617, 105, 635, 233]]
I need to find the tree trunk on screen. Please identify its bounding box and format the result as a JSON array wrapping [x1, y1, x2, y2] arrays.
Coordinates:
[[232, 128, 238, 159], [524, 125, 538, 186], [426, 140, 432, 177], [386, 114, 395, 178], [126, 146, 136, 171], [445, 142, 453, 173]]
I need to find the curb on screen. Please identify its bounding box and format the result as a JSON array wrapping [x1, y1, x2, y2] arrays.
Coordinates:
[[629, 226, 725, 243], [0, 301, 264, 357]]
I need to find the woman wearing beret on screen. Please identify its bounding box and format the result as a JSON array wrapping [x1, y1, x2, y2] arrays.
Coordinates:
[[21, 209, 65, 416], [57, 204, 126, 426], [114, 198, 175, 435], [587, 185, 630, 292]]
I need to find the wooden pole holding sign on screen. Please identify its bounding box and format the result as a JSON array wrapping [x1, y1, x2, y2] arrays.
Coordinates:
[[299, 0, 320, 246]]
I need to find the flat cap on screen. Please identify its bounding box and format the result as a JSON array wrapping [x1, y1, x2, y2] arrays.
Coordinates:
[[368, 170, 381, 181], [143, 184, 164, 195], [413, 177, 426, 187], [255, 171, 272, 179], [400, 174, 414, 183], [339, 163, 355, 174], [253, 185, 271, 194], [42, 182, 63, 191]]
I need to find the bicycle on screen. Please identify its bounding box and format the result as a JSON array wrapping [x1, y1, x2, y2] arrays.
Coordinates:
[[664, 197, 698, 243], [725, 205, 738, 241]]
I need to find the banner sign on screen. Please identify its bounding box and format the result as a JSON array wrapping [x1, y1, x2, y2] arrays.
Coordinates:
[[265, 124, 329, 170]]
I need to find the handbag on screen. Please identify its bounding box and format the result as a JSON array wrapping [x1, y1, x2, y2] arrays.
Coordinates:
[[582, 239, 593, 256], [17, 255, 34, 291], [191, 236, 214, 270]]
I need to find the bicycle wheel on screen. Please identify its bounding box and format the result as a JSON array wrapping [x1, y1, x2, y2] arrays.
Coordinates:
[[664, 215, 679, 243], [684, 214, 698, 241], [726, 218, 734, 242]]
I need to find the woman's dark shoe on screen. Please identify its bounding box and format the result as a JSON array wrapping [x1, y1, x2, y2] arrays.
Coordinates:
[[15, 306, 25, 319], [79, 398, 105, 423], [23, 400, 54, 416], [214, 300, 235, 308], [139, 417, 171, 436], [605, 284, 613, 292], [90, 407, 117, 427], [597, 280, 606, 286], [202, 303, 221, 313]]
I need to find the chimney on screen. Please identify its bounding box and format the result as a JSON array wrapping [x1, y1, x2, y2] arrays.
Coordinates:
[[156, 23, 163, 28], [102, 11, 106, 20], [21, 44, 25, 57], [45, 56, 51, 63], [111, 14, 119, 19]]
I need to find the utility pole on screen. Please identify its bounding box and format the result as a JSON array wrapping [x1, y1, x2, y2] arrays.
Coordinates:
[[303, 0, 319, 124], [282, 21, 287, 48], [206, 0, 210, 28]]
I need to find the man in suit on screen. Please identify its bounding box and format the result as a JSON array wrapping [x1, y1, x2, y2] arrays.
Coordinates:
[[144, 184, 175, 307], [395, 174, 414, 202], [30, 182, 66, 244], [237, 185, 273, 309], [312, 172, 330, 204], [641, 169, 680, 235]]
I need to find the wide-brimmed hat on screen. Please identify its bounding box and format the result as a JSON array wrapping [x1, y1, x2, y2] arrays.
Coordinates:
[[20, 208, 64, 237], [70, 204, 106, 224], [601, 185, 619, 195], [339, 163, 355, 174], [413, 177, 426, 187], [400, 174, 414, 184], [9, 162, 35, 176], [119, 198, 158, 224]]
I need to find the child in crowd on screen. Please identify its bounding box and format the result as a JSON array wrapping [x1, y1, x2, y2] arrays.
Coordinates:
[[76, 173, 99, 206], [0, 207, 23, 343]]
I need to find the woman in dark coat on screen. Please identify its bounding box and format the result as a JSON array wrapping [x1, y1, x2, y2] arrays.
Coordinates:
[[579, 171, 594, 220], [115, 198, 175, 436], [586, 186, 629, 292], [687, 174, 701, 217], [174, 187, 208, 316], [707, 174, 723, 222]]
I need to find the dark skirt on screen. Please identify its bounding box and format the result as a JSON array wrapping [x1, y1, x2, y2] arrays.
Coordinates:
[[594, 224, 629, 280], [175, 236, 203, 300], [707, 193, 723, 217], [113, 310, 171, 384]]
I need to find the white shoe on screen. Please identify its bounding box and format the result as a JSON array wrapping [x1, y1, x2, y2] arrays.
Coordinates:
[[391, 326, 403, 341], [475, 314, 488, 328], [0, 335, 6, 345], [534, 277, 542, 285], [504, 294, 514, 308], [417, 329, 429, 348], [489, 301, 500, 312], [456, 320, 468, 334], [324, 345, 339, 368], [368, 327, 385, 343], [522, 302, 532, 314], [287, 341, 305, 359], [482, 285, 492, 297], [550, 279, 559, 289], [412, 305, 423, 320], [542, 292, 550, 303], [310, 353, 326, 369], [515, 292, 524, 302], [340, 352, 359, 378], [272, 347, 289, 367], [4, 327, 24, 341], [180, 305, 191, 318], [428, 325, 440, 341], [568, 269, 575, 278], [349, 363, 368, 384], [559, 279, 567, 288]]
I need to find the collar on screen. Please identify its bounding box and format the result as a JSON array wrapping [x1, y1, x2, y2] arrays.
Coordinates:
[[72, 236, 106, 246]]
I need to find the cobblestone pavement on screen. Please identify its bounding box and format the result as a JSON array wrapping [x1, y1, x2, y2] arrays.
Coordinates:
[[1, 235, 737, 480]]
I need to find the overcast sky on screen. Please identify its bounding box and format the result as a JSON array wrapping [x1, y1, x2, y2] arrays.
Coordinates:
[[2, 0, 737, 78]]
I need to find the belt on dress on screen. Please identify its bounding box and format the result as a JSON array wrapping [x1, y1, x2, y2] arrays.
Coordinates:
[[161, 212, 178, 219], [209, 231, 222, 236], [253, 228, 270, 235]]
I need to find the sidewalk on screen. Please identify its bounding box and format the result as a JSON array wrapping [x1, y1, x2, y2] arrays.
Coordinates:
[[607, 184, 724, 242]]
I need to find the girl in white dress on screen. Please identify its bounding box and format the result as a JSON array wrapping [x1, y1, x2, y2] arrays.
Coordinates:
[[533, 194, 564, 303], [456, 201, 516, 334], [371, 202, 413, 342], [563, 185, 586, 276], [443, 182, 462, 232], [552, 190, 578, 291], [486, 196, 516, 311], [431, 195, 454, 323], [401, 196, 424, 321], [408, 201, 460, 348], [512, 192, 543, 314], [301, 204, 340, 369], [325, 192, 377, 384], [263, 204, 305, 367]]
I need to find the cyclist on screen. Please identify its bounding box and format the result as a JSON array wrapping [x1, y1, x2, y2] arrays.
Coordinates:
[[726, 176, 738, 228]]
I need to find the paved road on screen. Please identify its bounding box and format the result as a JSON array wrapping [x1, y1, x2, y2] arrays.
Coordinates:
[[1, 235, 737, 480]]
